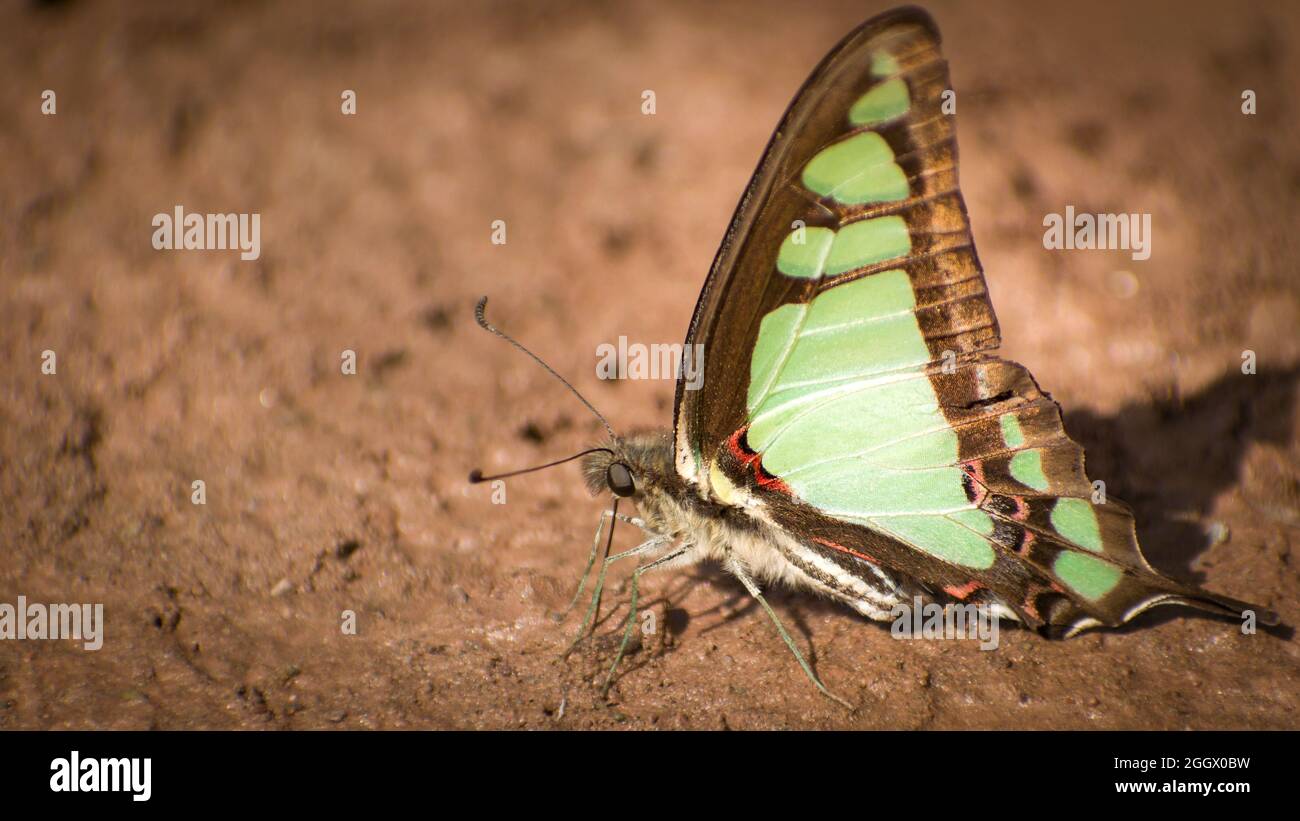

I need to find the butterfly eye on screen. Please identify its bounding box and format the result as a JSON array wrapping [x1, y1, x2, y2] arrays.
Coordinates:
[[606, 462, 635, 497]]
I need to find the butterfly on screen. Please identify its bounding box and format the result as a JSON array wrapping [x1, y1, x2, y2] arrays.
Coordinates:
[[471, 5, 1279, 707]]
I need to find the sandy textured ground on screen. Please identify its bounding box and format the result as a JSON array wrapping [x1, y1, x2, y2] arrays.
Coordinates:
[[1, 0, 1297, 729]]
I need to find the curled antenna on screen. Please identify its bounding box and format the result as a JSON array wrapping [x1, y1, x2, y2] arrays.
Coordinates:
[[475, 296, 615, 439]]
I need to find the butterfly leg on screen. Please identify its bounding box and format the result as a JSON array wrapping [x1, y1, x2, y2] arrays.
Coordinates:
[[600, 547, 690, 697], [564, 534, 673, 657], [615, 513, 655, 533], [555, 509, 658, 622], [554, 506, 614, 621], [725, 558, 854, 710]]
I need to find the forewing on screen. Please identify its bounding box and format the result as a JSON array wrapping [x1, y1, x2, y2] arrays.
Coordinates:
[[674, 7, 974, 481]]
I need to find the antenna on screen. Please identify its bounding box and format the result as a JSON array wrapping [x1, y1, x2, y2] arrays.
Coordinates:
[[474, 296, 615, 439], [468, 447, 614, 484]]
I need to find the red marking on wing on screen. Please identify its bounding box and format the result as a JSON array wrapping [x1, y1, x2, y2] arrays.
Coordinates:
[[1019, 529, 1037, 555], [812, 536, 879, 566], [726, 426, 792, 496], [1021, 591, 1043, 622], [755, 471, 792, 493], [961, 461, 989, 506], [944, 580, 985, 600], [1011, 495, 1029, 521], [726, 427, 752, 464]]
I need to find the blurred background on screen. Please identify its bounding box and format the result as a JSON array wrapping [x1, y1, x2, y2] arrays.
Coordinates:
[[1, 0, 1296, 728]]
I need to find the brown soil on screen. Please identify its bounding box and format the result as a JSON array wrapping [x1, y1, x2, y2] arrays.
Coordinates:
[[1, 0, 1297, 729]]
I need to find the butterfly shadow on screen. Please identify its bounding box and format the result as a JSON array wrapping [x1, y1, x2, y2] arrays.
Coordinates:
[[1061, 361, 1299, 636], [583, 569, 751, 679], [590, 564, 868, 683]]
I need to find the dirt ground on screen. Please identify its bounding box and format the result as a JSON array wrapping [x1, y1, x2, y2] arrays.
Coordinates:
[[1, 0, 1297, 729]]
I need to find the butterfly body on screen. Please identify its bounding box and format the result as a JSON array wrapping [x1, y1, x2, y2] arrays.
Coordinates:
[[581, 432, 919, 621]]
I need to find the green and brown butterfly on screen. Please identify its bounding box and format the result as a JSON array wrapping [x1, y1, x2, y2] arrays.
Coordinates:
[[471, 5, 1280, 707]]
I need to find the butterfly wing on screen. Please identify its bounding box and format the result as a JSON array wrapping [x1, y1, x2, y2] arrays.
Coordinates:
[[672, 6, 1277, 633]]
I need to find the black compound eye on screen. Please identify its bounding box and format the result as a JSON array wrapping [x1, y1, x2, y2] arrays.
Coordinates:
[[606, 462, 635, 497]]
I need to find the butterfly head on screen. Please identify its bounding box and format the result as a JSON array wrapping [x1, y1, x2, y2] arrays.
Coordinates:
[[579, 430, 676, 502], [469, 297, 676, 504], [579, 445, 636, 498]]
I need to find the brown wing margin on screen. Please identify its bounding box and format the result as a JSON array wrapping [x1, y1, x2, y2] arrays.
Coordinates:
[[673, 7, 966, 477]]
